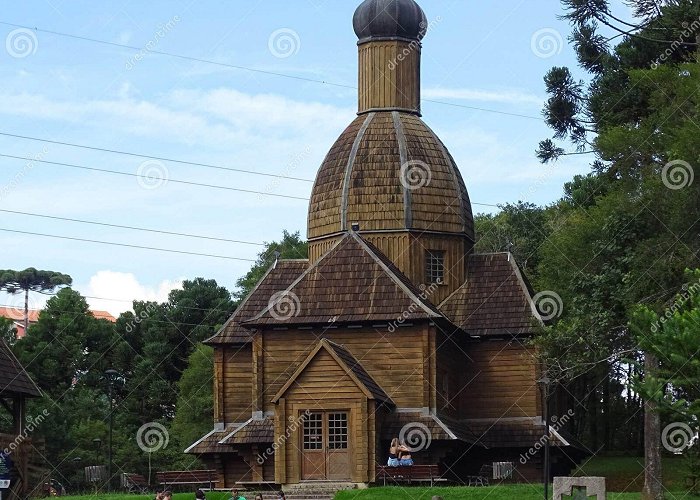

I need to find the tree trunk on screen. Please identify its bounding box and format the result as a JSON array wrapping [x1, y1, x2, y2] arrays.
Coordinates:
[[642, 352, 664, 500], [23, 288, 29, 334], [603, 365, 611, 450], [590, 373, 599, 450]]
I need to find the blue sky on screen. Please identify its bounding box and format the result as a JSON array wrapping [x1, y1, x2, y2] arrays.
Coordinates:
[[0, 0, 627, 315]]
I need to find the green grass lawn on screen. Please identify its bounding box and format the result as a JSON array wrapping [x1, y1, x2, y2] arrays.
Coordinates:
[[335, 485, 645, 499], [54, 456, 699, 500], [573, 455, 691, 493]]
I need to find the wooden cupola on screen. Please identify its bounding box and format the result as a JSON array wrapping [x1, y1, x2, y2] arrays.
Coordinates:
[[307, 0, 474, 305]]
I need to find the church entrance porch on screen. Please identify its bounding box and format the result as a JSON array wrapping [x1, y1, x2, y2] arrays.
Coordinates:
[[301, 411, 350, 481]]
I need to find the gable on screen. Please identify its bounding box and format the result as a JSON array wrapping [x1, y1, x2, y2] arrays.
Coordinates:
[[272, 339, 393, 405], [439, 253, 542, 337], [285, 349, 366, 401], [0, 339, 41, 397], [247, 233, 441, 327], [205, 259, 309, 344]]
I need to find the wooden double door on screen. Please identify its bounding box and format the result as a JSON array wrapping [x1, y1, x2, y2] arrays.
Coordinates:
[[301, 411, 350, 480]]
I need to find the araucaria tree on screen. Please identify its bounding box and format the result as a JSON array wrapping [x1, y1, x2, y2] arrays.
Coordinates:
[[536, 1, 700, 499], [0, 268, 72, 332]]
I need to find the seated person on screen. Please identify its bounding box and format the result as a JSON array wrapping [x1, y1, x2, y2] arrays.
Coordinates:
[[387, 438, 401, 466], [399, 441, 414, 466]]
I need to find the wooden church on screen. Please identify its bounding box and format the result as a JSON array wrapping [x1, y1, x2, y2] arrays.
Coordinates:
[[187, 0, 581, 488]]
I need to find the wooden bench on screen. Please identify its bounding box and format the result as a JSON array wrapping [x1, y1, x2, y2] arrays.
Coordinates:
[[156, 470, 216, 490], [122, 473, 149, 494], [377, 465, 444, 487]]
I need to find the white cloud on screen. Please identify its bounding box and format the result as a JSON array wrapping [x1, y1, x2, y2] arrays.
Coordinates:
[[81, 270, 183, 316], [0, 87, 353, 148], [423, 87, 543, 106]]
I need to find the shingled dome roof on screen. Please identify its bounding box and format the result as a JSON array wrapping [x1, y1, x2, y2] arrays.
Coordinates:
[[307, 112, 474, 241], [353, 0, 428, 43]]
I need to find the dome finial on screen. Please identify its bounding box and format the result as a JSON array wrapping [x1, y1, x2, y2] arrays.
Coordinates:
[[353, 0, 428, 44]]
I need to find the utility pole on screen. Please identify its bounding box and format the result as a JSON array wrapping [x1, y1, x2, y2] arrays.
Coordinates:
[[104, 369, 121, 492], [538, 376, 552, 500]]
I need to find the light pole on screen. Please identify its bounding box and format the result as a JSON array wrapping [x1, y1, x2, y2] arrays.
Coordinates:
[[104, 369, 121, 492], [537, 376, 552, 500]]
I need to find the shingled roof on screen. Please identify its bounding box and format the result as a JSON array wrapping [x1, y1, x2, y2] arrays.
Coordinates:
[[246, 232, 442, 326], [465, 418, 581, 449], [205, 260, 309, 345], [272, 338, 393, 406], [381, 411, 482, 446], [0, 339, 41, 398], [219, 417, 274, 445], [184, 424, 240, 454], [439, 253, 542, 337]]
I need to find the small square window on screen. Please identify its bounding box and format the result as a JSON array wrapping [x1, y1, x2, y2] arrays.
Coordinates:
[[425, 250, 445, 284]]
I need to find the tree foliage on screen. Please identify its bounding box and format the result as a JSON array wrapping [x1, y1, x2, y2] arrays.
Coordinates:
[[235, 230, 308, 302]]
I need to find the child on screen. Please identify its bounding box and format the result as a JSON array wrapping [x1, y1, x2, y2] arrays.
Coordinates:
[[229, 489, 246, 500]]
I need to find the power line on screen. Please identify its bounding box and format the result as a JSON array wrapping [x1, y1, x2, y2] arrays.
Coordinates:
[[0, 209, 265, 246], [0, 227, 256, 262], [0, 131, 313, 183], [0, 152, 501, 207], [0, 153, 309, 201], [0, 21, 544, 121], [0, 21, 355, 90]]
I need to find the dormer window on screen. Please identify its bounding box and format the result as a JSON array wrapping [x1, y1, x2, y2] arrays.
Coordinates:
[[425, 250, 445, 284]]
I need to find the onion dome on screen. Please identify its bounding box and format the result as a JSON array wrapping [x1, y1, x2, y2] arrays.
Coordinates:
[[353, 0, 428, 43], [307, 111, 474, 241]]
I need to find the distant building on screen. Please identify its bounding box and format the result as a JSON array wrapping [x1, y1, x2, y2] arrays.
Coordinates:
[[0, 307, 116, 339]]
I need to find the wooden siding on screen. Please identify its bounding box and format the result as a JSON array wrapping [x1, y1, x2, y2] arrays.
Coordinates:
[[460, 340, 540, 419], [261, 328, 427, 413], [222, 346, 254, 424], [435, 330, 470, 419], [358, 41, 420, 113], [310, 231, 470, 304], [280, 349, 368, 484], [214, 348, 224, 424], [222, 454, 253, 486]]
